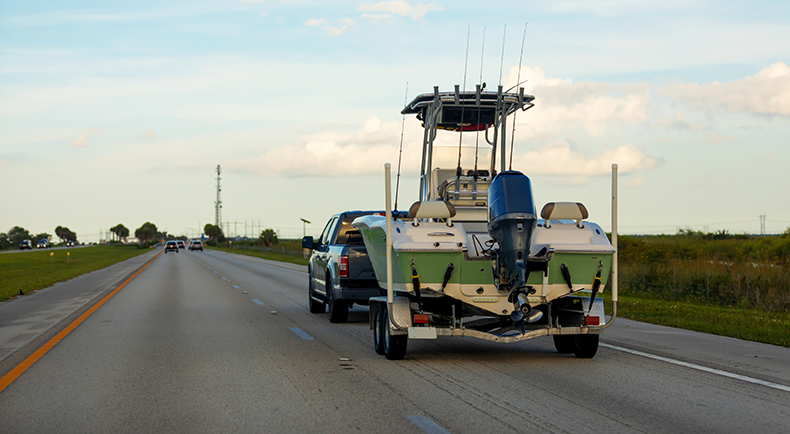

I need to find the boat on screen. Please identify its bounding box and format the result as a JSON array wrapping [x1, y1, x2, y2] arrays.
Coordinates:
[[353, 84, 619, 360]]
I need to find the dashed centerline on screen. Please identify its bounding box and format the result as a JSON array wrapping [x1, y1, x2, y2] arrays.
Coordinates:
[[252, 299, 264, 305], [288, 327, 314, 341]]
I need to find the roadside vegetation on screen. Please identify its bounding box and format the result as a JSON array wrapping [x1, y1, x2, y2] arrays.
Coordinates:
[[611, 228, 790, 347], [0, 245, 151, 302], [207, 238, 308, 266]]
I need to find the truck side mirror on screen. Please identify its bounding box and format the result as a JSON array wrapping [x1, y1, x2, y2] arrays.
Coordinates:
[[301, 236, 314, 249]]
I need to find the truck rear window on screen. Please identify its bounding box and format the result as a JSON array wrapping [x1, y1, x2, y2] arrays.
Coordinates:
[[335, 215, 369, 245]]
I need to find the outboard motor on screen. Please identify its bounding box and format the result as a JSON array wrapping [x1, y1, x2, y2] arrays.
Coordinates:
[[487, 171, 539, 330]]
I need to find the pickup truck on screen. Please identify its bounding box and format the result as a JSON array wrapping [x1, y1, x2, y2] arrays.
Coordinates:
[[302, 211, 384, 323]]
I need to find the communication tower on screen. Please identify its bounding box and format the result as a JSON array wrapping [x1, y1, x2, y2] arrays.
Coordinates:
[[215, 165, 222, 227]]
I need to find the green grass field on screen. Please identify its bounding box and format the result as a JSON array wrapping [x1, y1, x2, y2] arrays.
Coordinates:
[[0, 245, 152, 302], [614, 293, 790, 347], [208, 245, 309, 266]]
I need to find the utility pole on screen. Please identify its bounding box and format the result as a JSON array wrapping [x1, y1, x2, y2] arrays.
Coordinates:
[[215, 165, 222, 227], [759, 215, 766, 235]]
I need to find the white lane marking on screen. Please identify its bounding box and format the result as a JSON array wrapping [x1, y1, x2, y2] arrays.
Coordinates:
[[601, 343, 790, 393], [213, 271, 218, 274], [288, 327, 314, 341], [407, 415, 451, 434], [221, 277, 227, 280], [252, 299, 264, 305], [233, 285, 241, 289]]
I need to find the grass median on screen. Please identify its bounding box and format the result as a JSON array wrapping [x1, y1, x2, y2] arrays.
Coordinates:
[[0, 245, 152, 302], [207, 245, 308, 266]]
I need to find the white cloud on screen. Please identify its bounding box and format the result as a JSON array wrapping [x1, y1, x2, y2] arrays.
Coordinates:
[[305, 17, 354, 36], [626, 177, 645, 187], [504, 66, 651, 137], [510, 142, 662, 177], [70, 128, 99, 147], [230, 115, 419, 177], [358, 1, 444, 22], [304, 18, 327, 27], [704, 133, 737, 145], [660, 111, 705, 131], [139, 130, 157, 139], [658, 62, 790, 117]]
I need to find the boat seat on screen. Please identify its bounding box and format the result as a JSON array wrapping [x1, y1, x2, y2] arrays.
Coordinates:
[[541, 202, 588, 228], [407, 200, 456, 220]]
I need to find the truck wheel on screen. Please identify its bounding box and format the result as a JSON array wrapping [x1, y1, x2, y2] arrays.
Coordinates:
[[308, 278, 325, 314], [382, 304, 407, 360], [327, 277, 349, 323], [373, 303, 385, 355], [573, 334, 599, 359], [553, 335, 578, 354]]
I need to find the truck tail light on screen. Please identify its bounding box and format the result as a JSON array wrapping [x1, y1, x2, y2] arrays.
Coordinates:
[[339, 255, 348, 278], [413, 314, 429, 324], [585, 316, 600, 325]]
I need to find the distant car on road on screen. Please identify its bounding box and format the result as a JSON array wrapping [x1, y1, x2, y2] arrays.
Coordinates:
[[20, 240, 32, 250], [37, 239, 51, 249], [165, 240, 179, 253], [189, 240, 203, 251], [176, 240, 186, 249], [65, 240, 75, 247]]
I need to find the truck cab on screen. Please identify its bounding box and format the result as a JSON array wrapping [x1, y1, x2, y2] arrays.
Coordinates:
[[302, 211, 384, 323]]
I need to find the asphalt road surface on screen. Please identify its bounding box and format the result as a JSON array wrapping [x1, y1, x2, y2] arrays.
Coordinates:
[[1, 248, 788, 433]]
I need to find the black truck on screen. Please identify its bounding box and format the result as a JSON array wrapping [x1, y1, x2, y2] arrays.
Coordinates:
[[302, 211, 384, 323]]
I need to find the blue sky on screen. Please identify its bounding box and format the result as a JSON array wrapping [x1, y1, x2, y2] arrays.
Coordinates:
[[1, 1, 789, 241]]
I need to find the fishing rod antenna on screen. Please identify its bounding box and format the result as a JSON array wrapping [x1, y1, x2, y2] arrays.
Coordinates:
[[509, 22, 528, 171], [394, 82, 408, 211]]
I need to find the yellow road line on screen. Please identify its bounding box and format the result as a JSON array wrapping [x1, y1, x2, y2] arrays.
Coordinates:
[[0, 250, 163, 393]]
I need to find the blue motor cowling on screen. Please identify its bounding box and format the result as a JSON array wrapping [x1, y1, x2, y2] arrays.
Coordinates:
[[487, 171, 537, 292]]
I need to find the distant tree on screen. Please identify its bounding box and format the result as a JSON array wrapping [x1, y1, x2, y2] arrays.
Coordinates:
[[134, 222, 158, 245], [259, 229, 278, 247], [204, 224, 223, 242], [0, 233, 10, 250], [34, 233, 51, 242], [55, 226, 77, 243], [110, 224, 130, 242], [783, 226, 790, 238], [8, 226, 32, 246]]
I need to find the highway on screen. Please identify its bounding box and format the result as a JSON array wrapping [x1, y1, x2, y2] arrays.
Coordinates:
[[1, 248, 788, 433]]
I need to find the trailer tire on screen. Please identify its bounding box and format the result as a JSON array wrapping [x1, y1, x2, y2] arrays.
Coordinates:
[[308, 276, 325, 314], [373, 303, 385, 355], [553, 335, 578, 354], [382, 304, 407, 360], [327, 275, 349, 323], [573, 334, 599, 359]]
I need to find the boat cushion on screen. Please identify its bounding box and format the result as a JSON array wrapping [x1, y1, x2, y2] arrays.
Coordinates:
[[540, 202, 588, 228], [407, 201, 457, 219]]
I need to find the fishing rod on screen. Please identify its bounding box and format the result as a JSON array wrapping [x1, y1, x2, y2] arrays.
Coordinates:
[[509, 22, 527, 171], [394, 82, 408, 211]]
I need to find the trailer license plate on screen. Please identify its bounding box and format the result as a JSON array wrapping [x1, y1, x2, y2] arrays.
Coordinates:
[[408, 327, 437, 339]]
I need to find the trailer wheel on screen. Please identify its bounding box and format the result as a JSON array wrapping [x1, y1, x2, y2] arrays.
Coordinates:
[[382, 304, 407, 360], [573, 334, 599, 359], [308, 276, 325, 314], [553, 335, 578, 354], [373, 303, 385, 355], [327, 275, 349, 323]]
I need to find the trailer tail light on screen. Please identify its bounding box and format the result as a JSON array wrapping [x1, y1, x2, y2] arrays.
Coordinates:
[[339, 255, 348, 278], [585, 316, 600, 325], [413, 314, 429, 324]]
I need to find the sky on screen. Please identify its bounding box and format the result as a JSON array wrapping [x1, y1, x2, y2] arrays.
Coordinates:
[[1, 0, 789, 242]]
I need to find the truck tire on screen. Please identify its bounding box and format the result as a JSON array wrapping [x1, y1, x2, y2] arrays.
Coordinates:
[[553, 335, 578, 354], [327, 274, 349, 323], [308, 277, 325, 314], [382, 304, 407, 360], [573, 334, 599, 359], [373, 303, 385, 355]]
